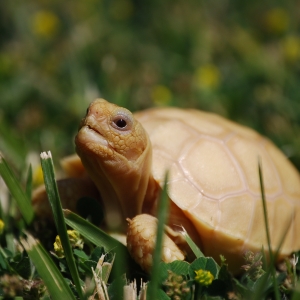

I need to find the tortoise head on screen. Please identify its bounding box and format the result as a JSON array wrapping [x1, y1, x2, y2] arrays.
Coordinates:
[[75, 99, 152, 230]]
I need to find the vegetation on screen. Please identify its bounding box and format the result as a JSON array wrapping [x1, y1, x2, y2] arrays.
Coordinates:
[[0, 151, 300, 299], [0, 1, 300, 299]]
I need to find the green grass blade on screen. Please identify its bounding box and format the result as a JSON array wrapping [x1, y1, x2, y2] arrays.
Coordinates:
[[64, 209, 126, 251], [258, 159, 272, 261], [291, 280, 300, 300], [21, 233, 76, 300], [0, 153, 34, 225], [148, 173, 170, 300], [63, 209, 136, 266], [252, 215, 293, 299], [181, 227, 205, 258], [25, 164, 33, 200], [40, 151, 83, 299], [258, 159, 280, 300]]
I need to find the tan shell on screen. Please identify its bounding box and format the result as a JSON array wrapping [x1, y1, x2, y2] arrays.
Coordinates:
[[134, 107, 300, 270]]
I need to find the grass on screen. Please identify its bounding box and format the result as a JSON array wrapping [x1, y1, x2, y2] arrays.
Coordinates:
[[0, 149, 299, 299]]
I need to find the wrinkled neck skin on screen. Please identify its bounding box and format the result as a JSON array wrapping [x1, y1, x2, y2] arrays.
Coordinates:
[[76, 134, 158, 231]]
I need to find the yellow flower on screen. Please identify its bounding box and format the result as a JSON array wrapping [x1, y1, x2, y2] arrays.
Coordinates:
[[282, 36, 300, 63], [53, 235, 64, 258], [32, 10, 60, 38], [151, 85, 172, 106], [195, 64, 221, 90], [67, 230, 84, 250], [33, 165, 44, 187], [264, 8, 289, 34], [194, 269, 214, 286], [53, 230, 84, 258], [0, 219, 4, 235]]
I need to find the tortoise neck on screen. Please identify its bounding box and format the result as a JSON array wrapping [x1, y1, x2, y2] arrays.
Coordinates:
[[142, 175, 160, 215], [96, 139, 154, 231], [76, 129, 154, 231]]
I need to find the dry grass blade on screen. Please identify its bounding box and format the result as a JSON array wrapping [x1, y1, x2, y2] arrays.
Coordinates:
[[123, 280, 137, 300], [123, 279, 147, 300], [89, 267, 110, 300]]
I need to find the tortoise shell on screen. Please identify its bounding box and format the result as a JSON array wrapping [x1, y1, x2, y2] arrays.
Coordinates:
[[133, 106, 300, 270]]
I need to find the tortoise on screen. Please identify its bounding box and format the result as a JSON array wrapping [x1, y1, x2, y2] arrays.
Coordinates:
[[33, 98, 300, 273]]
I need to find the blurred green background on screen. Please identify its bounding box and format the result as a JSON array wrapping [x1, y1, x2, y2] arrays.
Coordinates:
[[0, 0, 300, 171]]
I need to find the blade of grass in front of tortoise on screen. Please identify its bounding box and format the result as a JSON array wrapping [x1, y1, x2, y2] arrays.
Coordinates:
[[258, 159, 280, 300], [40, 151, 83, 299], [21, 233, 76, 300], [63, 209, 139, 271], [181, 227, 205, 258], [291, 280, 300, 300], [148, 172, 170, 300], [0, 153, 34, 225], [64, 209, 125, 251]]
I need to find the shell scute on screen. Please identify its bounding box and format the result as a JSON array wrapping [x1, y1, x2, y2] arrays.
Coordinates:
[[167, 177, 201, 210], [148, 119, 195, 159], [272, 197, 294, 250], [182, 138, 244, 199], [242, 199, 267, 248], [266, 143, 300, 198], [218, 194, 254, 240], [188, 197, 220, 228], [227, 135, 281, 196]]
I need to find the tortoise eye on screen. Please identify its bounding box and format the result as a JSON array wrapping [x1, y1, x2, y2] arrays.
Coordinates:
[[111, 112, 133, 131], [114, 118, 127, 128]]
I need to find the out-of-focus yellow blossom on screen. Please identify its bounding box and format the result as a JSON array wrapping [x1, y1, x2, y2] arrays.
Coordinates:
[[32, 10, 60, 38], [195, 64, 221, 90], [0, 219, 4, 235], [194, 269, 214, 286], [264, 8, 289, 34], [282, 36, 300, 63], [54, 230, 84, 258], [151, 85, 172, 106], [33, 165, 44, 187]]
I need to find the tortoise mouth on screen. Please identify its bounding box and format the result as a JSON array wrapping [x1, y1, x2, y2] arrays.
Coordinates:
[[78, 125, 109, 148]]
